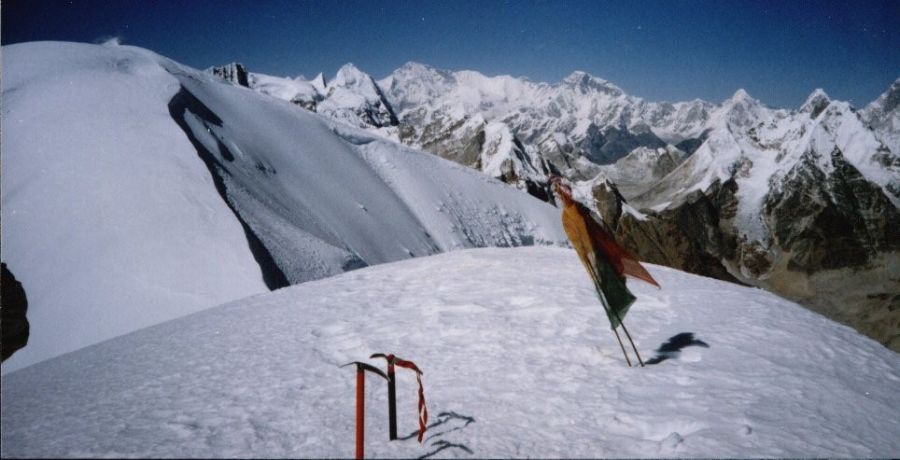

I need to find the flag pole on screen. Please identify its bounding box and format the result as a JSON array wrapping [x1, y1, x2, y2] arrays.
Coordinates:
[[614, 314, 644, 367], [585, 264, 635, 366], [612, 327, 632, 367]]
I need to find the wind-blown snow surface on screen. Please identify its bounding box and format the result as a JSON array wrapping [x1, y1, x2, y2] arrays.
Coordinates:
[[3, 247, 898, 458], [0, 42, 565, 373]]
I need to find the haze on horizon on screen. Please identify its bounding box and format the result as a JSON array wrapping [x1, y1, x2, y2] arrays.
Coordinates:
[[2, 0, 898, 108]]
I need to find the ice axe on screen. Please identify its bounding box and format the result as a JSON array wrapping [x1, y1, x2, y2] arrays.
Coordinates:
[[371, 353, 428, 443], [341, 361, 390, 459]]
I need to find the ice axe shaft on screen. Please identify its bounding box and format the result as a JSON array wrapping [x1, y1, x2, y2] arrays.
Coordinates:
[[356, 369, 364, 459], [371, 354, 398, 440], [371, 353, 427, 443], [342, 361, 389, 459]]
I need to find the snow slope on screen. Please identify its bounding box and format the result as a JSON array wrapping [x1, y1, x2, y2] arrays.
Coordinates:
[[1, 42, 565, 373], [3, 247, 898, 458], [1, 42, 270, 372]]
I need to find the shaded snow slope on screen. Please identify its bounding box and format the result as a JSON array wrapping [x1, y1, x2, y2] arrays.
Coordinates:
[[3, 247, 898, 458], [1, 42, 565, 373]]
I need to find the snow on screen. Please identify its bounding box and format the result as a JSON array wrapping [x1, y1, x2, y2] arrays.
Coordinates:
[[248, 72, 321, 106], [1, 42, 270, 373], [1, 42, 566, 373], [317, 63, 397, 128], [2, 247, 898, 458]]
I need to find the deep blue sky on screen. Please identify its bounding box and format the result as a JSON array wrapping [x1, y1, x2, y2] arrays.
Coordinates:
[[3, 0, 898, 107]]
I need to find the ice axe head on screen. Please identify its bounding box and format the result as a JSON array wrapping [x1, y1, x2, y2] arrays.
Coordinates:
[[370, 353, 393, 362], [342, 361, 391, 381], [371, 353, 422, 375]]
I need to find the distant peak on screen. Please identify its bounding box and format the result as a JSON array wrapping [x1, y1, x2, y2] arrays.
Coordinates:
[[807, 87, 830, 99], [333, 63, 374, 88], [800, 88, 831, 116], [336, 62, 363, 76], [311, 72, 327, 92], [869, 77, 900, 114], [394, 61, 451, 80], [730, 88, 753, 101], [564, 70, 589, 80], [562, 71, 623, 96], [399, 61, 433, 72]]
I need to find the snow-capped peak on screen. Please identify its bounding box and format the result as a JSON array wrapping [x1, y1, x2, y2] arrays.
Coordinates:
[[727, 88, 755, 104], [862, 77, 900, 155], [319, 63, 398, 128], [330, 63, 370, 90], [396, 61, 438, 76], [800, 88, 831, 117], [865, 77, 900, 117], [562, 70, 624, 96], [310, 72, 327, 93], [713, 88, 764, 128]]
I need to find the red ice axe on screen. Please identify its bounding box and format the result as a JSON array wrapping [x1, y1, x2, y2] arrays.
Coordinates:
[[342, 361, 390, 460], [371, 353, 428, 443]]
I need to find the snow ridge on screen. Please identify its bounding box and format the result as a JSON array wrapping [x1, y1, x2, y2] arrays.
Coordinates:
[[1, 42, 566, 373]]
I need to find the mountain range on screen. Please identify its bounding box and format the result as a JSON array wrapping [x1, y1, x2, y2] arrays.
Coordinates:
[[210, 60, 899, 350]]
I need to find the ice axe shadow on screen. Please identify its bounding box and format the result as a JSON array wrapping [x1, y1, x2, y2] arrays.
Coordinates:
[[398, 411, 475, 458], [645, 332, 709, 365], [399, 411, 475, 441], [418, 440, 474, 459]]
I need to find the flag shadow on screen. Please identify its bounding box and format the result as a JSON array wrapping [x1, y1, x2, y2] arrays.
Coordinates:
[[398, 411, 476, 458], [645, 332, 709, 365]]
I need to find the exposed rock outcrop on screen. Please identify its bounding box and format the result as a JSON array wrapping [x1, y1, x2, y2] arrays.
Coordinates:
[[1, 263, 30, 361], [207, 62, 249, 87]]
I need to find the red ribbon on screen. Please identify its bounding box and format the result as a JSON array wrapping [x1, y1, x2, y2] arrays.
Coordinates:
[[390, 355, 428, 443]]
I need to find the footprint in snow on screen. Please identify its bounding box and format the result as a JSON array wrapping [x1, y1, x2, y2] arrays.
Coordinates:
[[659, 432, 684, 452]]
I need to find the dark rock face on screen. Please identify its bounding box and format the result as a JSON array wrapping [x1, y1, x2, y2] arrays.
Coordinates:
[[578, 125, 667, 164], [291, 99, 318, 111], [2, 263, 30, 361], [208, 63, 250, 87], [593, 180, 741, 284], [879, 80, 900, 114], [765, 148, 900, 274], [674, 130, 709, 155], [591, 147, 900, 351]]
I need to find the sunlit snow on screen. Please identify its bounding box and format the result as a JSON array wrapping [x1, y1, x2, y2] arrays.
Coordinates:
[[2, 247, 897, 458]]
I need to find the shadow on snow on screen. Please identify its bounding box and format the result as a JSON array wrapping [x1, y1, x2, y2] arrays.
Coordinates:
[[645, 332, 709, 365], [397, 411, 476, 458]]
